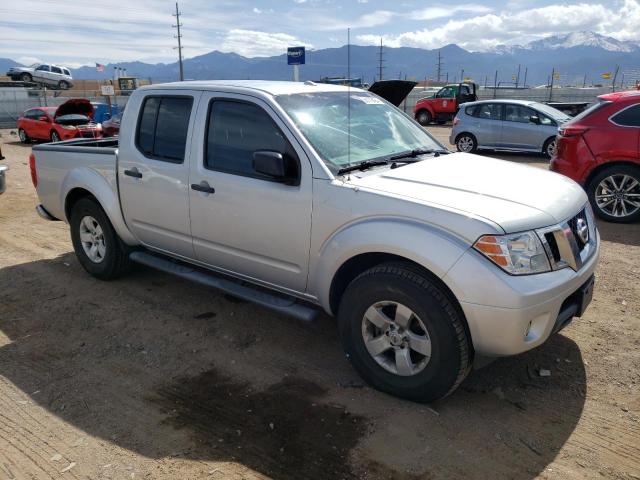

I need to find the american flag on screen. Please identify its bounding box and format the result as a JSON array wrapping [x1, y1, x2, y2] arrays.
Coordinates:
[[95, 63, 105, 72]]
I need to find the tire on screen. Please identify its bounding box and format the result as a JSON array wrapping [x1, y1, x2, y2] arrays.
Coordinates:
[[338, 262, 471, 402], [58, 80, 69, 90], [543, 137, 557, 158], [456, 133, 477, 153], [50, 131, 61, 142], [20, 73, 32, 82], [69, 197, 132, 280], [587, 165, 640, 223], [18, 128, 30, 143], [416, 110, 432, 126]]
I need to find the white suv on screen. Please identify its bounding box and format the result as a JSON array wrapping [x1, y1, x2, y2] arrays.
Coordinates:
[[6, 63, 73, 89]]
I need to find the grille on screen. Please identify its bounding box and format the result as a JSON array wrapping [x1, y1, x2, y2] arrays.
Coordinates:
[[567, 208, 588, 251]]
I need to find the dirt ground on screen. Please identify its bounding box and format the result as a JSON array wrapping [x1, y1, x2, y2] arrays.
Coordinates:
[[0, 126, 639, 480]]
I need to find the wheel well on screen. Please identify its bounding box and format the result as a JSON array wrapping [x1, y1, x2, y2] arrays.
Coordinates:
[[329, 252, 474, 356], [415, 108, 431, 118], [455, 132, 476, 144], [584, 161, 640, 190], [64, 188, 95, 221]]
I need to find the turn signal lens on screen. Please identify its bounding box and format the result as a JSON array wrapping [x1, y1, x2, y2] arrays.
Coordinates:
[[28, 153, 37, 188], [474, 231, 551, 275]]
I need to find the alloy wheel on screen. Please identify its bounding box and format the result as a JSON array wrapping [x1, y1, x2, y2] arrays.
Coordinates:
[[595, 174, 640, 218], [79, 216, 107, 263], [361, 301, 432, 376]]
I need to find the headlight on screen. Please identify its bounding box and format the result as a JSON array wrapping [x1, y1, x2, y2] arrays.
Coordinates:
[[474, 231, 551, 275], [60, 125, 76, 130]]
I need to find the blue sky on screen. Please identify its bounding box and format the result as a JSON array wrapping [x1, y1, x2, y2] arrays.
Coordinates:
[[0, 0, 638, 66]]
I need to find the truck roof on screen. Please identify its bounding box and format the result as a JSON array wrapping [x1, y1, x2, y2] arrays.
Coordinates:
[[139, 80, 355, 96]]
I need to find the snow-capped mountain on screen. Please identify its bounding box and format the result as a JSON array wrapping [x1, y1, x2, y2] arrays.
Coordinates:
[[491, 31, 639, 54]]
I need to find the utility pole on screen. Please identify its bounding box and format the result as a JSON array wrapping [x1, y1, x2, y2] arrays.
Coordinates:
[[460, 69, 464, 83], [523, 67, 528, 88], [515, 64, 521, 88], [436, 50, 443, 83], [583, 73, 587, 88], [378, 38, 385, 81], [549, 67, 555, 102], [172, 2, 184, 81]]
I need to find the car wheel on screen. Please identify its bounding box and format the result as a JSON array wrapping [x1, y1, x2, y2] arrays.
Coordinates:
[[70, 197, 132, 280], [20, 73, 32, 82], [18, 128, 30, 143], [456, 133, 477, 153], [543, 137, 557, 158], [416, 110, 432, 126], [50, 131, 61, 142], [58, 80, 69, 90], [338, 262, 471, 402], [587, 165, 640, 223]]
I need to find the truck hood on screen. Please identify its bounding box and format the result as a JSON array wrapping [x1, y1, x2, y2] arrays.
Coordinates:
[[347, 153, 587, 233], [368, 80, 417, 107]]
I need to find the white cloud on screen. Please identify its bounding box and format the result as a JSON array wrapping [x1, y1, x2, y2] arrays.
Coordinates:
[[220, 29, 312, 57], [357, 0, 640, 51], [411, 4, 492, 21]]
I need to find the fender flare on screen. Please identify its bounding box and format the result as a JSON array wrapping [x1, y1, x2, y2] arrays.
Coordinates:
[[310, 217, 471, 314], [60, 167, 138, 245]]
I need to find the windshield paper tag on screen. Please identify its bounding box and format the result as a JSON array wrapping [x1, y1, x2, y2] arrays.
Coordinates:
[[355, 96, 384, 105]]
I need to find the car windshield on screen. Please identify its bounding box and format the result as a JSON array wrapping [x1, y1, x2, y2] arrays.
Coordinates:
[[276, 91, 442, 173], [531, 102, 571, 121]]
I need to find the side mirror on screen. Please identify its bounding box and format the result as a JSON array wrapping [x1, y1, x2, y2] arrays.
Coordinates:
[[253, 150, 299, 186], [38, 116, 50, 122], [529, 115, 541, 124]]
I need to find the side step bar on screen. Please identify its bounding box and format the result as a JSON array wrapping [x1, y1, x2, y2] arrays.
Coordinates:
[[129, 251, 319, 322]]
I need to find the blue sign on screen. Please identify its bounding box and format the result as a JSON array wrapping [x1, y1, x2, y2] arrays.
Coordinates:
[[287, 46, 306, 66]]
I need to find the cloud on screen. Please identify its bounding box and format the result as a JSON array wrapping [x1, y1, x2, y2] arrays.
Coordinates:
[[410, 4, 492, 21], [220, 29, 312, 57], [357, 0, 640, 51]]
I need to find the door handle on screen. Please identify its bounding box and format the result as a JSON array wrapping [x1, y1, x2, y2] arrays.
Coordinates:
[[191, 182, 215, 194], [124, 168, 142, 178]]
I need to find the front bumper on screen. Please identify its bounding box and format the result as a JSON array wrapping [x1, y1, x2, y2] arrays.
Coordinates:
[[444, 230, 600, 356]]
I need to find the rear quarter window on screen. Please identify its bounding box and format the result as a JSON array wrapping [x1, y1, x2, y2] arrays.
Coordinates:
[[465, 105, 477, 116], [611, 104, 640, 127]]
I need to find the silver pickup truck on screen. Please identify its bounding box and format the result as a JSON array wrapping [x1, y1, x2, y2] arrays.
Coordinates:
[[31, 81, 599, 402]]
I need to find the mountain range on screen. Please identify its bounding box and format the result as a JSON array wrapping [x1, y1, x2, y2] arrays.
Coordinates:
[[2, 31, 639, 86]]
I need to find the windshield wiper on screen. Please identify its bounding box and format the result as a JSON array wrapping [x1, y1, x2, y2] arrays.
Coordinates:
[[388, 148, 450, 162], [337, 160, 389, 175]]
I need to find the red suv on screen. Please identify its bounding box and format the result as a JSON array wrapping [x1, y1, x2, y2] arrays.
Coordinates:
[[551, 91, 640, 223]]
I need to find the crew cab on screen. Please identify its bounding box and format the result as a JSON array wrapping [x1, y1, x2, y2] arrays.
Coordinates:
[[414, 82, 477, 125], [31, 81, 599, 402]]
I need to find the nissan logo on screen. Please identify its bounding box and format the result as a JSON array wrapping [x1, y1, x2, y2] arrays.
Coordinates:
[[576, 218, 589, 244]]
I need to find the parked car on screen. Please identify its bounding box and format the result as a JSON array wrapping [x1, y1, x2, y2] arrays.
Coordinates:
[[413, 82, 477, 125], [18, 99, 102, 143], [551, 91, 640, 223], [0, 165, 6, 194], [451, 100, 570, 157], [102, 112, 122, 137], [6, 63, 73, 89], [30, 80, 598, 402]]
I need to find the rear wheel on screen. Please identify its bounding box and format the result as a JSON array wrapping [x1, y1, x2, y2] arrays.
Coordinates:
[[456, 133, 477, 153], [50, 131, 61, 142], [587, 165, 640, 223], [338, 262, 471, 402], [18, 128, 30, 143], [20, 72, 32, 82], [70, 197, 132, 280], [416, 110, 432, 126], [543, 137, 557, 158]]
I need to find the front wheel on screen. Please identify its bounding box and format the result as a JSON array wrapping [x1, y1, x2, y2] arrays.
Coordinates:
[[70, 197, 132, 280], [338, 263, 471, 402], [18, 128, 30, 143], [587, 165, 640, 223], [416, 110, 432, 126], [50, 131, 61, 142], [58, 80, 69, 90]]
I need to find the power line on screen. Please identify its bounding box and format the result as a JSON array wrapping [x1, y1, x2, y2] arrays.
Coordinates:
[[172, 2, 184, 81]]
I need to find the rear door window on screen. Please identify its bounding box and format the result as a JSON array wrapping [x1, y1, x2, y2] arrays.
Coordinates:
[[36, 65, 50, 71], [136, 96, 193, 163], [51, 66, 63, 74], [475, 103, 502, 120], [611, 104, 640, 127], [504, 104, 536, 123]]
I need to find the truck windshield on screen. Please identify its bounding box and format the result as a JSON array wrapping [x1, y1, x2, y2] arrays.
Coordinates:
[[276, 91, 443, 173]]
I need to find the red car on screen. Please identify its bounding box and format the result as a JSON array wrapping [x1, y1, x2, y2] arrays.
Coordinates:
[[551, 91, 640, 223], [17, 99, 102, 143]]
